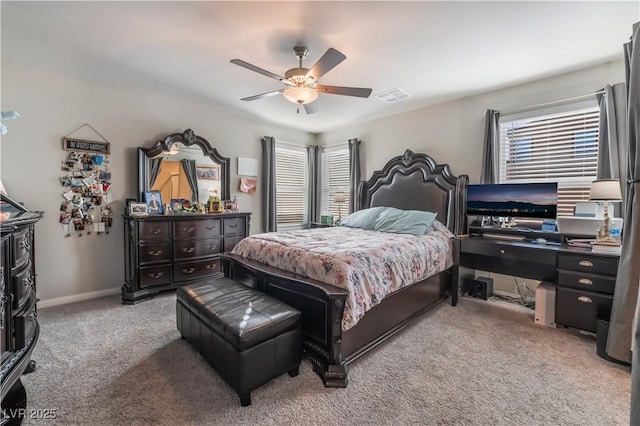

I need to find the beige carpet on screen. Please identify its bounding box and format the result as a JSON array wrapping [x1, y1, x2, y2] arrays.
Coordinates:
[[20, 293, 630, 425]]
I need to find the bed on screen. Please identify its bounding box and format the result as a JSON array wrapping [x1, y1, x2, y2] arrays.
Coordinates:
[[222, 149, 468, 387]]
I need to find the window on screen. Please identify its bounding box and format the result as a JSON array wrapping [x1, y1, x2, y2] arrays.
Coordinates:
[[499, 107, 599, 217], [275, 142, 308, 229], [320, 145, 350, 220]]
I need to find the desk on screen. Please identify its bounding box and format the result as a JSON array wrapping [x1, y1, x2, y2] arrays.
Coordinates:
[[455, 236, 620, 333]]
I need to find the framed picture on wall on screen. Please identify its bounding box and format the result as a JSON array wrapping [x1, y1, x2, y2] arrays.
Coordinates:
[[196, 165, 220, 181], [144, 191, 163, 214]]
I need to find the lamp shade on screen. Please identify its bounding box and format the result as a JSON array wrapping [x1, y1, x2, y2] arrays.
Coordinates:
[[334, 192, 346, 203], [283, 87, 318, 105], [589, 179, 622, 201]]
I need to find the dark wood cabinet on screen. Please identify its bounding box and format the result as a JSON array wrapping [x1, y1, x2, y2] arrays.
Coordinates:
[[457, 236, 620, 334], [1, 194, 43, 424], [555, 253, 619, 333], [122, 212, 250, 304]]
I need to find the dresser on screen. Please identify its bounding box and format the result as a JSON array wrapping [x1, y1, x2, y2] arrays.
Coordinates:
[[122, 212, 250, 304], [1, 194, 43, 424]]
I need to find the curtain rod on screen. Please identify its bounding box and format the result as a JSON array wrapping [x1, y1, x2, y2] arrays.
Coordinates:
[[499, 89, 605, 116]]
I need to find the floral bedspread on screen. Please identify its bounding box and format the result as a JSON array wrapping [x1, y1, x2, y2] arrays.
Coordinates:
[[231, 224, 454, 331]]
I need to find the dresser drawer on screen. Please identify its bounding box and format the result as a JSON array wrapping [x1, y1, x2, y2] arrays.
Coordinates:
[[174, 258, 221, 282], [139, 221, 170, 241], [557, 270, 616, 294], [139, 265, 172, 288], [557, 253, 618, 276], [555, 287, 613, 333], [224, 236, 245, 252], [12, 227, 31, 268], [15, 306, 37, 348], [12, 265, 33, 310], [139, 243, 171, 263], [174, 238, 222, 260], [174, 219, 221, 240], [223, 218, 245, 235]]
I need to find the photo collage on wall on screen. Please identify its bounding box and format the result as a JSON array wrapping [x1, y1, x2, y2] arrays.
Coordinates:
[[59, 137, 113, 236]]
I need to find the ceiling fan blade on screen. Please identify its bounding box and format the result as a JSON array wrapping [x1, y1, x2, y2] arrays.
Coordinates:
[[240, 89, 284, 101], [230, 59, 285, 82], [315, 85, 372, 98], [305, 48, 346, 82], [304, 102, 319, 115]]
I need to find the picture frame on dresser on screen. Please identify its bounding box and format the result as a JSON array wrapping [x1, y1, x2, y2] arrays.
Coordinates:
[[129, 202, 148, 216]]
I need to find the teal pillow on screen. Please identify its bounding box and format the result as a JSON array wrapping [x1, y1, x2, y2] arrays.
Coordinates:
[[339, 206, 387, 230], [374, 207, 438, 236]]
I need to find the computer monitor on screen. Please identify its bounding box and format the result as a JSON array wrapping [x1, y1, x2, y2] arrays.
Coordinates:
[[466, 182, 558, 220]]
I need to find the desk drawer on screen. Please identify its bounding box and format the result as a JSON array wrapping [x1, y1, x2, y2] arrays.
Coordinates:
[[555, 287, 612, 333], [12, 265, 33, 310], [557, 270, 616, 294], [461, 239, 556, 265], [557, 253, 618, 276]]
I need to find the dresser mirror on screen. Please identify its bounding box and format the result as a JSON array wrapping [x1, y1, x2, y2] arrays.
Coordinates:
[[138, 129, 230, 204]]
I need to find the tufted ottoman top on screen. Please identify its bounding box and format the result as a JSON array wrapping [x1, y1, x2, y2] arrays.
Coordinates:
[[177, 278, 301, 351]]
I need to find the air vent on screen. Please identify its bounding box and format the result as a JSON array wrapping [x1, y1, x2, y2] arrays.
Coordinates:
[[375, 88, 412, 103]]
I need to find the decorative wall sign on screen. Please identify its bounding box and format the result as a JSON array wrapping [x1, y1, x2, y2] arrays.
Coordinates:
[[63, 137, 110, 154], [59, 124, 113, 236]]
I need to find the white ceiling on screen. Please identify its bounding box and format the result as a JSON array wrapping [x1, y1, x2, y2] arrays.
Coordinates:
[[2, 1, 638, 133]]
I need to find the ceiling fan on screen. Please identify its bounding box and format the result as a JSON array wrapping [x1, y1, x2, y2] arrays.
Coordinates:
[[230, 47, 372, 114]]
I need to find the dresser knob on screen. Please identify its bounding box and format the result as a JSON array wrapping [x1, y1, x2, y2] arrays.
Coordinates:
[[149, 272, 164, 279], [577, 296, 593, 303], [182, 268, 195, 274], [578, 260, 593, 267], [147, 250, 162, 256], [185, 227, 194, 232], [205, 264, 217, 270], [500, 249, 505, 254], [181, 247, 195, 253], [578, 278, 593, 286], [152, 229, 161, 234], [229, 224, 238, 228]]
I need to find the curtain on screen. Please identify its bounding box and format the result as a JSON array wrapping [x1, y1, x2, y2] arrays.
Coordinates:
[[307, 145, 321, 224], [596, 83, 628, 216], [621, 21, 640, 426], [348, 138, 361, 213], [261, 136, 277, 232], [180, 159, 198, 202], [149, 157, 163, 189], [480, 109, 500, 184]]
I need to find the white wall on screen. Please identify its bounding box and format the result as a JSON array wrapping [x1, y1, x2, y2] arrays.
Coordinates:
[[1, 63, 312, 305]]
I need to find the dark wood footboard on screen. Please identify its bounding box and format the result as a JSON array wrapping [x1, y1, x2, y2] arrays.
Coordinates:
[[223, 253, 450, 387]]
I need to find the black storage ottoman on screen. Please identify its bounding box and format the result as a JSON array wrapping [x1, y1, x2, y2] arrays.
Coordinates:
[[176, 278, 302, 406]]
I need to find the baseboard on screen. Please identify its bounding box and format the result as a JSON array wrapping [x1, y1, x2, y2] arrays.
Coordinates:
[[38, 287, 121, 308]]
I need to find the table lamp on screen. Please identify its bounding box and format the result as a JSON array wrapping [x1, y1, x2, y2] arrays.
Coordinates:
[[334, 192, 346, 222], [589, 179, 622, 245]]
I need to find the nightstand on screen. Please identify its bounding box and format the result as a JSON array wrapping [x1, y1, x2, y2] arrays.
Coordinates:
[[309, 222, 335, 229]]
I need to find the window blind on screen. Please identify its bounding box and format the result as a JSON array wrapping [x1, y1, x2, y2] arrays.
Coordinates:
[[320, 145, 350, 220], [499, 108, 599, 217], [275, 143, 308, 228]]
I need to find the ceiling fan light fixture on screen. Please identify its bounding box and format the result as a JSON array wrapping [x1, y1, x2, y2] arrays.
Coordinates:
[[283, 86, 318, 105]]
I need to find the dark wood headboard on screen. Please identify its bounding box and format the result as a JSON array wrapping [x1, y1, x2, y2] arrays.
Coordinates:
[[356, 149, 468, 235]]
